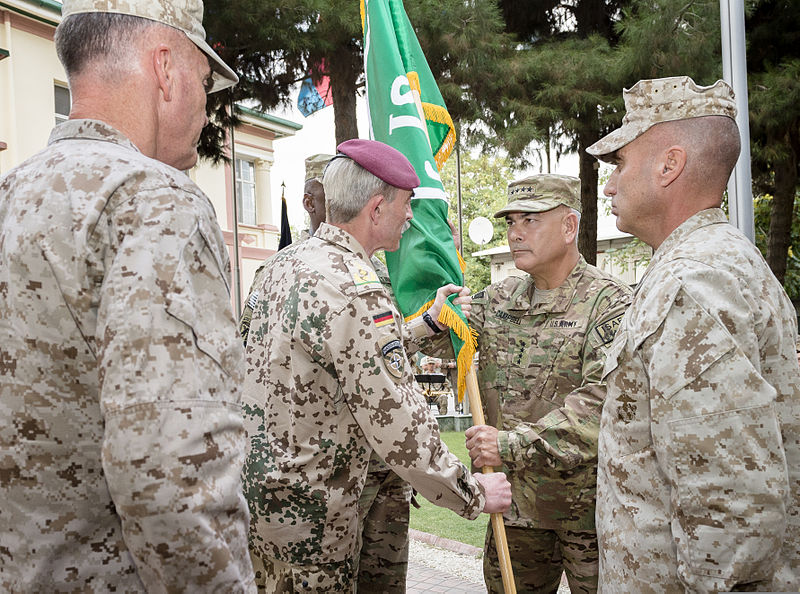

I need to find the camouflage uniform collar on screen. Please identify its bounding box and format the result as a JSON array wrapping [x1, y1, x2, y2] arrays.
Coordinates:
[[510, 255, 588, 314], [637, 208, 727, 293], [48, 119, 141, 154], [315, 222, 372, 263]]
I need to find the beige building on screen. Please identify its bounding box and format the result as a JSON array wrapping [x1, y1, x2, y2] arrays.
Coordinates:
[[0, 0, 301, 310]]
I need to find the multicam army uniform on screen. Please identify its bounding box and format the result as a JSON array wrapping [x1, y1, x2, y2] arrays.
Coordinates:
[[0, 120, 254, 592], [597, 208, 800, 592], [242, 222, 486, 592], [471, 256, 630, 593]]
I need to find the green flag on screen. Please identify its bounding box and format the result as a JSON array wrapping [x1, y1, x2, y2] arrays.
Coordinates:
[[361, 0, 474, 400]]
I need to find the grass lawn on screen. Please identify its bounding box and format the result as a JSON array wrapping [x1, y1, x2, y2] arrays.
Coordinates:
[[409, 431, 489, 549]]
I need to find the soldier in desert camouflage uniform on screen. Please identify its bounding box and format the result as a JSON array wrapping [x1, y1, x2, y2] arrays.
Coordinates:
[[588, 75, 800, 591], [0, 1, 255, 592], [241, 138, 512, 592], [464, 174, 631, 594]]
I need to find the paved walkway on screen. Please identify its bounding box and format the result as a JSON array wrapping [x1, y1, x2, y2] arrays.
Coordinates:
[[406, 560, 487, 593], [406, 530, 570, 593]]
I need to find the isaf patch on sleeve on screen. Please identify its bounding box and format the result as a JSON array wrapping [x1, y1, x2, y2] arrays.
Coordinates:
[[347, 261, 382, 294], [377, 334, 405, 381], [594, 312, 625, 346]]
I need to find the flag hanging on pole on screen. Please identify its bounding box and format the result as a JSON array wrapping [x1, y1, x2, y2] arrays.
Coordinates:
[[360, 0, 473, 400], [278, 183, 292, 250]]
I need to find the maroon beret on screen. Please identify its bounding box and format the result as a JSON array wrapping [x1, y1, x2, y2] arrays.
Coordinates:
[[336, 139, 420, 191]]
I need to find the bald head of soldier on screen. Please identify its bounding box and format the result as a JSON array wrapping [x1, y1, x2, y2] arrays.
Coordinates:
[[303, 178, 326, 234], [322, 139, 419, 256], [589, 76, 741, 249], [55, 0, 238, 171]]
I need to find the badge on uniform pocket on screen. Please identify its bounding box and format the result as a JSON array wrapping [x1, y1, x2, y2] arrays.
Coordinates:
[[377, 335, 405, 381]]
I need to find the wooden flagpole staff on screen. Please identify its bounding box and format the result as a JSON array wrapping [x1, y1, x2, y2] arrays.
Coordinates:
[[465, 366, 517, 594]]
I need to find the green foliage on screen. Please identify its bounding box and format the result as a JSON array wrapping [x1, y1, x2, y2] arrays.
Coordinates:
[[440, 151, 516, 293], [753, 192, 800, 300], [409, 431, 489, 549]]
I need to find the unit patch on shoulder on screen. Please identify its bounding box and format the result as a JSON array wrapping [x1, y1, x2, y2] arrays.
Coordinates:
[[347, 260, 382, 294], [377, 334, 405, 381], [594, 313, 625, 346], [373, 311, 394, 329]]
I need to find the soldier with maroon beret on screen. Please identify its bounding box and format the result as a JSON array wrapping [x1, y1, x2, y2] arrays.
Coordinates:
[[241, 138, 512, 592]]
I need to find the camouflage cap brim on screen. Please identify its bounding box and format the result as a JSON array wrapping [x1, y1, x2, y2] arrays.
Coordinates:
[[494, 198, 562, 218], [587, 76, 737, 162], [61, 0, 238, 94]]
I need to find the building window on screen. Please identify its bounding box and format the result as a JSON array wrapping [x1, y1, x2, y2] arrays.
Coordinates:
[[236, 157, 257, 225], [54, 84, 71, 125]]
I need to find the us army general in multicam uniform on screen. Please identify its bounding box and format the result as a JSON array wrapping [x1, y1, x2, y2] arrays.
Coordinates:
[[239, 153, 416, 592], [241, 138, 512, 592], [588, 76, 800, 591], [464, 174, 631, 594], [0, 0, 256, 592]]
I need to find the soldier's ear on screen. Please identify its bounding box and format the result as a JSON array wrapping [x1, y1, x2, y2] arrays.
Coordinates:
[[152, 44, 175, 102], [368, 193, 385, 226], [658, 146, 686, 187], [562, 210, 578, 243]]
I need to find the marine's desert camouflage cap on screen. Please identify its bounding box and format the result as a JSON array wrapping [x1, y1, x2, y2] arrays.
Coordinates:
[[587, 76, 736, 162], [494, 174, 581, 218], [305, 153, 334, 183], [61, 0, 238, 93]]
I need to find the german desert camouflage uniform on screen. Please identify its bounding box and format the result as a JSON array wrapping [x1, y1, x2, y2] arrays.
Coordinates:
[[597, 208, 800, 592], [471, 256, 630, 530], [356, 254, 413, 593], [242, 222, 485, 591], [0, 120, 254, 592]]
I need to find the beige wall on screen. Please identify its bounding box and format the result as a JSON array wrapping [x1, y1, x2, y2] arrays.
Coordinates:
[[0, 10, 64, 174], [0, 3, 299, 313]]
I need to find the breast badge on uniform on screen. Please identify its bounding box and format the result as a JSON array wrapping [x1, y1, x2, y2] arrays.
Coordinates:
[[347, 261, 382, 295], [377, 335, 405, 381]]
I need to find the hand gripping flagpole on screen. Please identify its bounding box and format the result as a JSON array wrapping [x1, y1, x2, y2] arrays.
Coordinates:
[[465, 366, 516, 594]]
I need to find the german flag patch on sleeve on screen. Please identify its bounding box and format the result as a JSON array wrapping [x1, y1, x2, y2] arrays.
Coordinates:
[[373, 311, 394, 328]]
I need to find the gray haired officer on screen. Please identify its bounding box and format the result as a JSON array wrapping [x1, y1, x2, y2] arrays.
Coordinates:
[[590, 76, 800, 590], [465, 174, 631, 593], [241, 138, 511, 592], [0, 0, 255, 591]]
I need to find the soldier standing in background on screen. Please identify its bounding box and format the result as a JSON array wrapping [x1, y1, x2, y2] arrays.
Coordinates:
[[588, 76, 800, 591], [465, 174, 631, 593], [241, 138, 511, 592], [0, 0, 254, 591]]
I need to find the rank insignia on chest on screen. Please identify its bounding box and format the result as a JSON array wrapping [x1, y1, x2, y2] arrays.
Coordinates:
[[347, 261, 382, 294], [377, 335, 405, 381], [373, 311, 394, 328]]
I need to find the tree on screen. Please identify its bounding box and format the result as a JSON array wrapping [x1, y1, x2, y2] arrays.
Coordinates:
[[487, 0, 631, 265], [201, 0, 511, 161], [440, 151, 516, 292], [747, 0, 800, 285]]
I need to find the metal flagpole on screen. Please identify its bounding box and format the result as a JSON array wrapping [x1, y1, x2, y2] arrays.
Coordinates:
[[720, 0, 755, 243], [456, 142, 464, 256], [229, 93, 243, 319]]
